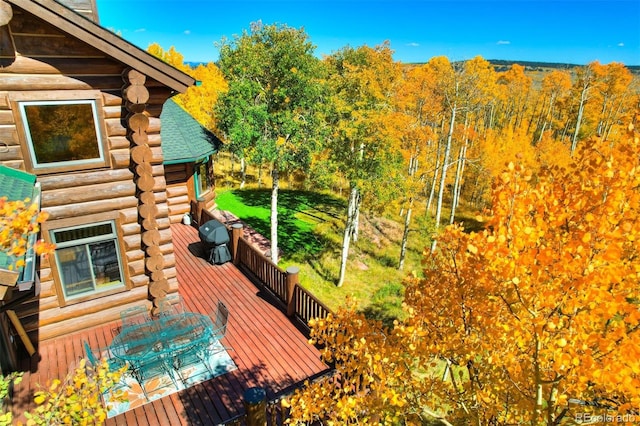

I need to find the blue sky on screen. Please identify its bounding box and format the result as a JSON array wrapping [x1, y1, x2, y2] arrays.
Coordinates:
[[97, 0, 640, 65]]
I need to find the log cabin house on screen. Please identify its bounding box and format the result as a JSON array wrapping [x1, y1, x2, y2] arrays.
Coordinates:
[[0, 0, 198, 370]]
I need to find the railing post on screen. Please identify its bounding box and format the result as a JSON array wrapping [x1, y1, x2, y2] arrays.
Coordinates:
[[231, 223, 243, 265], [286, 266, 299, 317], [244, 387, 267, 426]]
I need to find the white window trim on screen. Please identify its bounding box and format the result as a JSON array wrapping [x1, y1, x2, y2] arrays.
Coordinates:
[[10, 91, 111, 175], [19, 99, 106, 170], [195, 158, 212, 199], [42, 212, 131, 307], [51, 220, 125, 301]]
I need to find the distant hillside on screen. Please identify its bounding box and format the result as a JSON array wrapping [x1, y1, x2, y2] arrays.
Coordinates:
[[487, 59, 640, 74], [189, 59, 638, 74], [405, 59, 639, 75], [402, 59, 638, 91]]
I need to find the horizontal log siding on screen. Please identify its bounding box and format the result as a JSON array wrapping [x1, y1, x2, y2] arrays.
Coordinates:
[[165, 163, 191, 223], [0, 7, 178, 340]]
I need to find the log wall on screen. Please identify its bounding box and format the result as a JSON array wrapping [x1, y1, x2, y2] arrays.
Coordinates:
[[165, 163, 192, 224], [0, 5, 179, 340], [165, 163, 216, 224]]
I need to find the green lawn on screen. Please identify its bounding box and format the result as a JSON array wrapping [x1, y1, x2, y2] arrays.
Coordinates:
[[214, 188, 435, 324], [214, 188, 344, 258]]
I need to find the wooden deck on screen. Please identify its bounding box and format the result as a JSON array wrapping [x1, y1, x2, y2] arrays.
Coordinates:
[[12, 223, 329, 425]]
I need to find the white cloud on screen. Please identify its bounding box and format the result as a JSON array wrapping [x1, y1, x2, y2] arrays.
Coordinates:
[[184, 30, 191, 35], [618, 42, 625, 47], [406, 42, 420, 47], [497, 40, 511, 45], [134, 28, 146, 33]]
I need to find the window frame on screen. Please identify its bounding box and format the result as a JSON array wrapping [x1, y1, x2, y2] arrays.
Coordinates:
[[194, 157, 213, 199], [11, 91, 111, 175], [42, 212, 131, 307]]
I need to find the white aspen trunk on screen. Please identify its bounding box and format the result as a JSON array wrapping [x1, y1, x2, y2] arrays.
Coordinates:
[[351, 191, 361, 243], [400, 157, 413, 218], [603, 99, 626, 140], [488, 103, 495, 129], [240, 157, 247, 188], [597, 97, 609, 135], [456, 142, 467, 204], [338, 185, 359, 287], [449, 143, 466, 225], [257, 162, 263, 188], [515, 90, 529, 129], [426, 139, 441, 216], [571, 86, 588, 154], [537, 95, 554, 144], [527, 94, 542, 134], [398, 198, 413, 270], [533, 337, 543, 426], [449, 114, 470, 224], [560, 117, 571, 141], [432, 101, 457, 253], [351, 142, 365, 243], [547, 385, 558, 425], [270, 168, 279, 264], [229, 153, 235, 186]]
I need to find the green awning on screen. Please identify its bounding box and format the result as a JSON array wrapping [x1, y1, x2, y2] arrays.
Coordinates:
[[0, 166, 40, 285]]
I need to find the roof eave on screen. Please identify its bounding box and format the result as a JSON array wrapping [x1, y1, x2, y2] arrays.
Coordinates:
[[6, 0, 195, 93], [164, 151, 216, 165]]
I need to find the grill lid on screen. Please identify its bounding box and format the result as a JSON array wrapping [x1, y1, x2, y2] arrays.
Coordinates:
[[198, 220, 230, 245]]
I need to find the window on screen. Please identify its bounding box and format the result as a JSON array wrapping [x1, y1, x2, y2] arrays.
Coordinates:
[[195, 158, 213, 198], [49, 219, 127, 303], [12, 93, 110, 174]]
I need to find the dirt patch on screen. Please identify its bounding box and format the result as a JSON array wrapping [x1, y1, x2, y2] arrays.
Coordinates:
[[359, 214, 403, 247], [355, 260, 369, 271]]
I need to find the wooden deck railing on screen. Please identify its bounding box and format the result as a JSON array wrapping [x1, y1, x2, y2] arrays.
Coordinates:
[[236, 238, 288, 302], [219, 397, 287, 426], [293, 285, 331, 327], [220, 369, 335, 426], [193, 204, 331, 333]]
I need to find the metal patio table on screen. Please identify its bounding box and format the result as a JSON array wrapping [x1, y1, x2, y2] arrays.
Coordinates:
[[109, 312, 215, 380]]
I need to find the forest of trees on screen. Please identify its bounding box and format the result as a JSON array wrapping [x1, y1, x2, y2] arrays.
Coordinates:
[[150, 25, 639, 286], [147, 23, 640, 424], [285, 128, 640, 424]]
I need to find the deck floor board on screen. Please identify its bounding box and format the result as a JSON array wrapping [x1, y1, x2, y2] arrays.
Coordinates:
[[13, 223, 328, 425]]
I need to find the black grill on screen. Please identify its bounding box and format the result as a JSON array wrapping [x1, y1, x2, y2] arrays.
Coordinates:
[[198, 219, 231, 264]]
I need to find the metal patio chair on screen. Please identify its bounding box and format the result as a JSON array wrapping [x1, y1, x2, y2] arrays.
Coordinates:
[[120, 305, 150, 331], [83, 341, 128, 391], [211, 301, 229, 341], [129, 353, 179, 400], [173, 301, 232, 384], [157, 293, 186, 318]]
